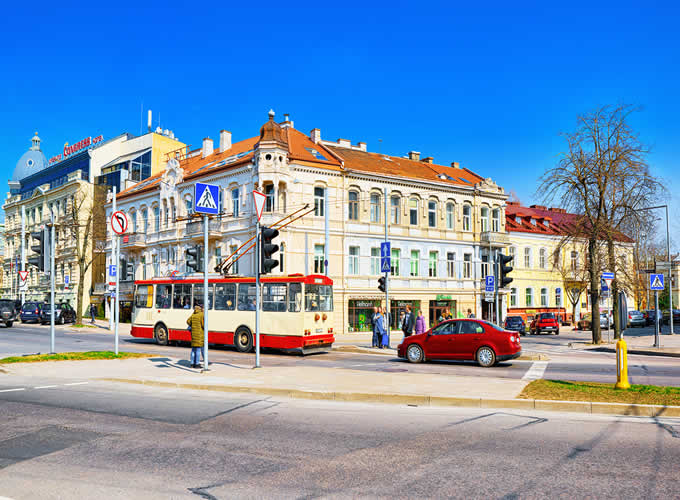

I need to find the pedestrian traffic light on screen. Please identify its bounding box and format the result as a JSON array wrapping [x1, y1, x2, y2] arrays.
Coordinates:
[[27, 228, 50, 272], [378, 276, 386, 293], [498, 253, 513, 288], [186, 245, 202, 273], [260, 226, 280, 275]]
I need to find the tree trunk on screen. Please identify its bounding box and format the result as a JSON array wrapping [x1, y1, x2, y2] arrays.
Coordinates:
[[589, 239, 601, 344], [76, 260, 85, 325], [572, 301, 578, 327], [607, 240, 621, 339]]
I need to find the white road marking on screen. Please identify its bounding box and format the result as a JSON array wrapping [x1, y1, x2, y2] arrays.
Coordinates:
[[0, 388, 25, 393], [63, 382, 89, 386], [522, 361, 549, 381], [34, 385, 58, 389]]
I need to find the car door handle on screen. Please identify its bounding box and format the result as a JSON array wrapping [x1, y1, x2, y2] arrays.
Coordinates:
[[473, 337, 481, 341]]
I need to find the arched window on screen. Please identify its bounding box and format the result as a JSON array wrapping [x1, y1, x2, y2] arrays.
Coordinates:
[[463, 204, 471, 231], [539, 248, 547, 269], [141, 208, 148, 233], [409, 198, 419, 225], [390, 195, 400, 224], [480, 206, 489, 232], [185, 195, 193, 215], [153, 205, 160, 232], [492, 208, 500, 232], [130, 210, 137, 233], [428, 201, 437, 228], [370, 193, 380, 223], [314, 187, 325, 216], [348, 191, 359, 220], [540, 287, 548, 306], [446, 202, 454, 230]]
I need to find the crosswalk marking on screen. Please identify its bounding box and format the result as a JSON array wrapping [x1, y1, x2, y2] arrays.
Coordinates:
[[522, 361, 548, 380], [63, 382, 89, 386], [34, 385, 58, 389], [0, 388, 25, 393]]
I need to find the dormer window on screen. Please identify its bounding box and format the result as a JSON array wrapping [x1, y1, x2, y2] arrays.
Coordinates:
[[515, 216, 521, 224], [530, 218, 536, 225], [544, 220, 550, 227]]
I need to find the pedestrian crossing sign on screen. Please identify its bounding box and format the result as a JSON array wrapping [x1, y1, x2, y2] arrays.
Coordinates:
[[650, 273, 664, 291], [194, 182, 219, 215]]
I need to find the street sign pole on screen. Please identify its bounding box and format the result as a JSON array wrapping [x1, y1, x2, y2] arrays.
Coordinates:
[[21, 205, 26, 305], [203, 214, 209, 371], [495, 258, 500, 325], [50, 216, 55, 354], [255, 220, 261, 368], [666, 205, 674, 335], [655, 290, 660, 348], [110, 188, 116, 333], [383, 187, 390, 343], [114, 229, 120, 356]]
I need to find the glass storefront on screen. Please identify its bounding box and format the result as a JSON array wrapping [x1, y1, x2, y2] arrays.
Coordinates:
[[390, 299, 421, 330], [428, 300, 456, 328], [348, 299, 380, 332]]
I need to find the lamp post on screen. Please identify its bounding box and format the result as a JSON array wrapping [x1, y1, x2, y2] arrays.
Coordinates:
[[634, 205, 674, 335]]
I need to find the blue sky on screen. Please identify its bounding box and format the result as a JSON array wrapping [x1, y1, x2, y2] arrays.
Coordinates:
[[2, 1, 678, 243]]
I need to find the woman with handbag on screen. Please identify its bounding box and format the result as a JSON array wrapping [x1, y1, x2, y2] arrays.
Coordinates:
[[186, 305, 204, 368]]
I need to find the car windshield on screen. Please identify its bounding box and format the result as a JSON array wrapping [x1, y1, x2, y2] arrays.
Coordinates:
[[506, 316, 522, 323], [22, 303, 40, 311], [539, 313, 555, 319]]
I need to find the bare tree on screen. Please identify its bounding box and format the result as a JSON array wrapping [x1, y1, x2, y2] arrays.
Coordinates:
[[552, 241, 589, 326], [539, 104, 664, 344]]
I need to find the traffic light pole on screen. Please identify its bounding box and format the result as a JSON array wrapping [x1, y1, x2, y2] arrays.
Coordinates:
[[255, 220, 261, 368], [203, 214, 209, 371], [383, 187, 390, 342], [50, 217, 55, 353], [21, 205, 26, 305]]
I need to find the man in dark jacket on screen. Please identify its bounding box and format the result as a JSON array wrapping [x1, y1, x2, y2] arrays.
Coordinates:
[[402, 305, 415, 338]]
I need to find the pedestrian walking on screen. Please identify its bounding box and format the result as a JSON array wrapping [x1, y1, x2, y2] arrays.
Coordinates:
[[402, 305, 414, 338], [415, 309, 426, 335], [376, 307, 388, 348], [371, 306, 380, 348], [89, 303, 97, 324], [186, 305, 204, 368], [467, 308, 475, 318]]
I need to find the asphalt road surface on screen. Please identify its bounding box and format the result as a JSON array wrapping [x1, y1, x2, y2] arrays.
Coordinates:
[[2, 323, 680, 387], [0, 379, 678, 499]]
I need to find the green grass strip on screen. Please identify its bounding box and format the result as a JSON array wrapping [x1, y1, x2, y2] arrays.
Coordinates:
[[0, 351, 153, 364]]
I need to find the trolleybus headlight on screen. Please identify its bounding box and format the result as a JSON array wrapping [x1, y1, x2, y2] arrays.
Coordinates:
[[328, 327, 333, 333], [322, 313, 327, 321], [315, 313, 320, 322]]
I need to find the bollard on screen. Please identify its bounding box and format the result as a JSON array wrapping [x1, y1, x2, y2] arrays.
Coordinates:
[[614, 338, 630, 390]]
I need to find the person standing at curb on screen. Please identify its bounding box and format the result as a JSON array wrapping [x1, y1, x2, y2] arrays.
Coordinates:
[[377, 306, 388, 348], [415, 309, 426, 335], [89, 303, 97, 324], [402, 305, 414, 339], [187, 305, 204, 369], [371, 306, 380, 348]]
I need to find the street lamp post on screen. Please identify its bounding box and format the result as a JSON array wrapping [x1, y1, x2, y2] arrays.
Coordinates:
[[634, 205, 674, 335]]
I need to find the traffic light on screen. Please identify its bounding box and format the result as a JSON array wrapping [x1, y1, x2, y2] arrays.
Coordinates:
[[498, 253, 513, 288], [186, 245, 202, 273], [378, 276, 386, 292], [260, 226, 280, 275], [27, 228, 50, 272]]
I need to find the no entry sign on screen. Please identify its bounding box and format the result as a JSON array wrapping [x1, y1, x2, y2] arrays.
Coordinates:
[[111, 211, 128, 235]]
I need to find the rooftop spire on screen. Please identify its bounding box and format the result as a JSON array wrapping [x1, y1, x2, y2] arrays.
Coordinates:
[[30, 131, 41, 151]]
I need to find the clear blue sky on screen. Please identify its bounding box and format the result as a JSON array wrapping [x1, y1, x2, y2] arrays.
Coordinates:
[[2, 1, 678, 243]]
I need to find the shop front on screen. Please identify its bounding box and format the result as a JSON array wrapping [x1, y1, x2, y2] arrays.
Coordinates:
[[390, 299, 421, 330], [348, 299, 381, 332], [428, 297, 457, 328]]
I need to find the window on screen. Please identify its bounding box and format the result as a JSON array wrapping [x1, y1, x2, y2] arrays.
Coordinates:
[[524, 247, 531, 268], [262, 283, 287, 312], [447, 252, 455, 278], [153, 206, 160, 232], [480, 207, 489, 232], [492, 208, 500, 232], [141, 209, 148, 233], [390, 196, 400, 224], [525, 288, 533, 306], [481, 254, 489, 278], [134, 285, 153, 308], [152, 254, 159, 277], [428, 251, 438, 277], [193, 284, 214, 309], [232, 188, 240, 217], [410, 250, 420, 276], [348, 246, 360, 275], [185, 196, 193, 215], [446, 203, 454, 230], [141, 256, 147, 280], [265, 184, 274, 212], [215, 283, 236, 310], [540, 287, 548, 306], [571, 251, 578, 271], [238, 283, 257, 311], [510, 288, 517, 307], [230, 245, 239, 274], [370, 193, 380, 223], [215, 246, 222, 270], [391, 249, 400, 276], [463, 205, 471, 231], [348, 191, 359, 220], [555, 288, 562, 307], [163, 202, 169, 228], [171, 202, 176, 224], [305, 284, 333, 312], [509, 246, 516, 261], [409, 198, 419, 225], [172, 284, 192, 309], [288, 283, 302, 312], [539, 248, 547, 269], [428, 201, 437, 228], [131, 211, 137, 233], [463, 253, 472, 278], [370, 247, 380, 275], [314, 244, 325, 274], [314, 187, 325, 216]]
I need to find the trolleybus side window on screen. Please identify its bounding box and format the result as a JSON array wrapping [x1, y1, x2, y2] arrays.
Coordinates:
[[215, 283, 236, 310], [238, 283, 257, 311], [262, 283, 287, 312], [193, 284, 214, 309], [173, 284, 192, 309], [289, 283, 302, 312], [134, 285, 153, 308], [155, 284, 172, 309], [305, 284, 333, 312]]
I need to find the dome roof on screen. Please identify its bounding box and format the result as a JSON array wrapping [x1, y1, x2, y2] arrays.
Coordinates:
[[258, 109, 288, 147], [12, 132, 48, 182]]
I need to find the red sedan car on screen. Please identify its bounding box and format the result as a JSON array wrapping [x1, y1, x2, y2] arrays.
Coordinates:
[[397, 319, 522, 367]]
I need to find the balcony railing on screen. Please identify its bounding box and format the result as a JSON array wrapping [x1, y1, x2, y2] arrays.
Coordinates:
[[480, 231, 510, 246], [121, 233, 147, 248], [186, 219, 222, 240]]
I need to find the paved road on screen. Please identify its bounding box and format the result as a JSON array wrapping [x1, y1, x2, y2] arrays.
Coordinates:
[[0, 379, 678, 499], [2, 323, 680, 386]]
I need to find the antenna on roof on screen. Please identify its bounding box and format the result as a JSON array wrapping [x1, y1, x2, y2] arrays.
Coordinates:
[[378, 139, 382, 154], [140, 101, 143, 135]]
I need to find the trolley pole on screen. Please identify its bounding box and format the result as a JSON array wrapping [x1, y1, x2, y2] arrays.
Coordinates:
[[203, 214, 209, 371], [255, 220, 261, 368], [50, 216, 55, 353]]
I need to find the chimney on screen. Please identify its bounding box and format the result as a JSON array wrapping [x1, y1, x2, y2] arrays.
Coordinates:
[[451, 161, 460, 169], [357, 142, 367, 151], [338, 138, 351, 148], [310, 128, 321, 144], [530, 205, 547, 211], [422, 156, 434, 164], [219, 130, 232, 152], [281, 113, 294, 129], [408, 151, 420, 161], [202, 137, 214, 158]]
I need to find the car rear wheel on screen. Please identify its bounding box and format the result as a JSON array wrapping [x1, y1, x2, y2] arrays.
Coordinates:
[[476, 346, 496, 367], [406, 344, 424, 363], [59, 315, 65, 325], [555, 330, 559, 335], [234, 327, 253, 353], [5, 321, 12, 328]]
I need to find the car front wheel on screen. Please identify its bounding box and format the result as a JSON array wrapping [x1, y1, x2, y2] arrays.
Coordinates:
[[406, 344, 424, 363], [476, 346, 496, 367]]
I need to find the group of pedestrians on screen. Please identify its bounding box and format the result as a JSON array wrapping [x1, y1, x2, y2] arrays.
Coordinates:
[[371, 305, 428, 349]]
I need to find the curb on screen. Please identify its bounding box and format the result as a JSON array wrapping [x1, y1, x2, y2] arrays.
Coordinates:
[[332, 345, 549, 361], [100, 377, 680, 417], [593, 347, 680, 358]]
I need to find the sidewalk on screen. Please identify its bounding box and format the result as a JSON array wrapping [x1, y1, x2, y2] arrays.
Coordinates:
[[571, 330, 680, 357]]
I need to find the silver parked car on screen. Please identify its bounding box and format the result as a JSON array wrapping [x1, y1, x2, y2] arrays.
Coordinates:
[[627, 310, 646, 328]]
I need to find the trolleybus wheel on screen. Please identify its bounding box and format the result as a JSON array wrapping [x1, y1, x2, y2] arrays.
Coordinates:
[[154, 323, 169, 346], [234, 327, 253, 353]]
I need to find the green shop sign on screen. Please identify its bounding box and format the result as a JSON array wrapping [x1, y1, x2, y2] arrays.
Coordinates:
[[436, 294, 452, 300]]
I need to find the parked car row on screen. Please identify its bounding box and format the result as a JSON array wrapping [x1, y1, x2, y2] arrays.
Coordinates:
[[19, 302, 76, 325]]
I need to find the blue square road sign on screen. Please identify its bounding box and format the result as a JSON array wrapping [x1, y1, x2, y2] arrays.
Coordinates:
[[380, 242, 391, 273], [650, 273, 664, 291], [485, 275, 495, 292], [195, 182, 220, 215]]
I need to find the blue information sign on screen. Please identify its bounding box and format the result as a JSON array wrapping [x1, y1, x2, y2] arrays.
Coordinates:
[[194, 182, 220, 215], [650, 273, 664, 291], [380, 242, 391, 273], [109, 265, 116, 277], [601, 272, 615, 280], [485, 275, 495, 292]]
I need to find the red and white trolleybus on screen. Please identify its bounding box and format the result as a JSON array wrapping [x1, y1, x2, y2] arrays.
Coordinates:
[[131, 274, 334, 354]]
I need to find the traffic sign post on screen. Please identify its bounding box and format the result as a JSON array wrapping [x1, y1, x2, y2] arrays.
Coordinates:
[[485, 275, 495, 292], [650, 274, 664, 347], [601, 273, 615, 343], [18, 271, 28, 293], [252, 191, 265, 368], [194, 183, 219, 216], [380, 242, 391, 273]]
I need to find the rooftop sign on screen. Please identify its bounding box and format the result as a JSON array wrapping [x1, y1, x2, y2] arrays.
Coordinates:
[[49, 134, 104, 164]]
